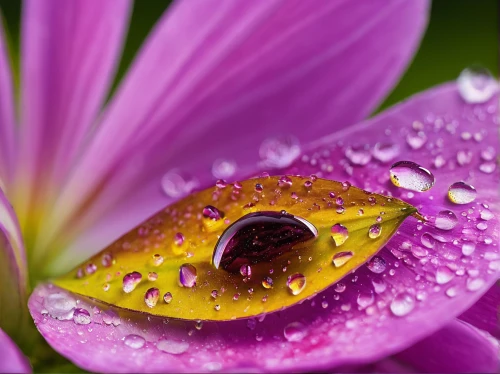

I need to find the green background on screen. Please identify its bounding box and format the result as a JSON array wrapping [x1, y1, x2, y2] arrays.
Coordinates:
[[0, 0, 498, 112]]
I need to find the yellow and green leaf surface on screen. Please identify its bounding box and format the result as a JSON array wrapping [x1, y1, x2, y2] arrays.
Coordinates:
[[54, 176, 418, 321]]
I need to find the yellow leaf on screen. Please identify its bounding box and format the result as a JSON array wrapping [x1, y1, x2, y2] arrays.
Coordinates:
[[54, 176, 418, 321]]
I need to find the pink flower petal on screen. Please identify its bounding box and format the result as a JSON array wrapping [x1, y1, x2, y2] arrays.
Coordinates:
[[30, 84, 499, 372], [0, 18, 16, 183], [0, 188, 29, 342], [47, 0, 429, 271], [460, 282, 500, 339], [13, 0, 131, 225], [0, 328, 31, 373], [349, 320, 499, 373]]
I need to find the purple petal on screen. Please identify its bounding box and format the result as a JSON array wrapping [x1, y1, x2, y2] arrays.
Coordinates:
[[47, 0, 429, 270], [0, 328, 31, 373], [460, 282, 500, 339], [0, 188, 29, 341], [13, 0, 131, 224], [0, 18, 16, 182], [31, 83, 500, 372], [349, 320, 499, 373]]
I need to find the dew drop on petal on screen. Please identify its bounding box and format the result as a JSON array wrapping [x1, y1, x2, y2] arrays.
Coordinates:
[[480, 209, 495, 221], [457, 67, 498, 104], [332, 251, 354, 267], [390, 161, 435, 192], [390, 293, 415, 317], [124, 334, 146, 349], [366, 256, 386, 274], [286, 273, 306, 295], [283, 322, 307, 342], [406, 131, 427, 150], [479, 162, 496, 174], [202, 205, 223, 220], [43, 293, 76, 320], [278, 176, 293, 188], [145, 287, 160, 308], [163, 292, 173, 304], [174, 232, 185, 246], [462, 242, 476, 256], [239, 264, 252, 278], [161, 170, 198, 198], [259, 135, 301, 169], [435, 210, 458, 231], [330, 224, 349, 246], [73, 308, 91, 325], [345, 145, 372, 166], [261, 277, 273, 289], [467, 278, 485, 291], [436, 266, 455, 284], [372, 142, 400, 163], [152, 254, 164, 266], [448, 182, 477, 204], [368, 224, 382, 239], [123, 272, 142, 293], [179, 264, 197, 288], [357, 292, 374, 309], [481, 146, 496, 161], [157, 339, 190, 355]]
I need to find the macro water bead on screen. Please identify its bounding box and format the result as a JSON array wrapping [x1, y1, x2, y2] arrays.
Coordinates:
[[389, 161, 435, 192]]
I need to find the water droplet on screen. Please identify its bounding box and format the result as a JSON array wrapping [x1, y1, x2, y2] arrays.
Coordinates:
[[368, 224, 382, 239], [161, 170, 198, 198], [390, 161, 435, 192], [456, 150, 473, 166], [157, 339, 189, 355], [278, 176, 293, 188], [163, 292, 173, 304], [390, 293, 415, 317], [212, 211, 317, 272], [433, 155, 446, 169], [332, 251, 354, 267], [357, 292, 374, 309], [345, 145, 372, 166], [152, 254, 164, 266], [457, 67, 498, 104], [214, 304, 221, 311], [335, 282, 346, 293], [435, 210, 458, 231], [448, 182, 477, 204], [148, 272, 158, 281], [73, 308, 91, 325], [259, 135, 300, 169], [122, 272, 142, 293], [330, 224, 348, 246], [212, 159, 236, 179], [283, 322, 307, 342], [101, 253, 114, 267], [43, 292, 76, 321], [179, 264, 197, 288], [203, 205, 223, 220], [372, 278, 387, 294], [480, 209, 494, 221], [477, 222, 488, 231], [367, 256, 386, 273], [144, 288, 160, 308], [436, 266, 454, 284], [239, 264, 252, 278], [174, 232, 185, 246], [479, 162, 496, 174], [85, 263, 97, 275], [467, 278, 485, 291], [372, 143, 400, 163], [406, 131, 427, 150], [261, 277, 273, 289], [462, 242, 476, 256], [481, 147, 496, 161], [216, 179, 228, 189], [124, 334, 145, 349], [286, 273, 306, 295]]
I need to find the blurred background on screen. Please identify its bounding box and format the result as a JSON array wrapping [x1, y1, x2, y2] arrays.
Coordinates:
[[0, 0, 498, 113], [0, 1, 497, 372]]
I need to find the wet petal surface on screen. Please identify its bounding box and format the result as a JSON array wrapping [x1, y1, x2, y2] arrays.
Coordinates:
[[53, 177, 417, 321]]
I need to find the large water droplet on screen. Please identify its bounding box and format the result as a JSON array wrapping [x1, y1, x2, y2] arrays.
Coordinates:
[[466, 278, 485, 291], [123, 272, 142, 293], [390, 293, 415, 317], [330, 224, 348, 246], [332, 251, 354, 267], [259, 136, 301, 169], [357, 292, 374, 309], [435, 210, 458, 231], [163, 292, 173, 304], [179, 264, 197, 288], [436, 266, 454, 284], [212, 211, 317, 272], [161, 170, 198, 198], [73, 308, 91, 325], [283, 322, 307, 342], [479, 162, 496, 174], [144, 288, 160, 308], [124, 334, 146, 349], [457, 67, 498, 104], [157, 339, 189, 355], [390, 161, 435, 192], [286, 273, 306, 295], [372, 143, 400, 163], [203, 205, 223, 220], [462, 242, 476, 256], [43, 292, 76, 320], [368, 224, 382, 239], [366, 256, 386, 274], [448, 182, 477, 204]]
